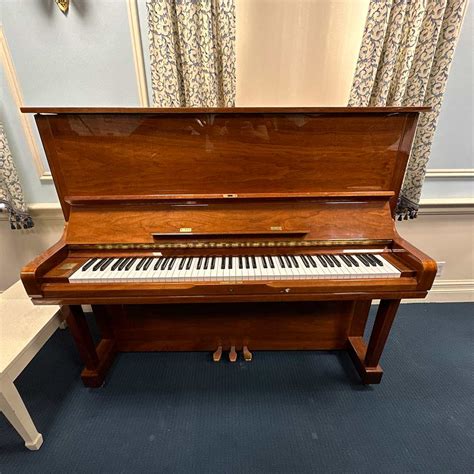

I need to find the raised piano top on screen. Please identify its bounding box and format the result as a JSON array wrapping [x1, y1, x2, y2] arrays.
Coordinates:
[[22, 107, 426, 226]]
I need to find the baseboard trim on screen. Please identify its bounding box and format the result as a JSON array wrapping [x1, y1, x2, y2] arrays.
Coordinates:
[[409, 279, 474, 303]]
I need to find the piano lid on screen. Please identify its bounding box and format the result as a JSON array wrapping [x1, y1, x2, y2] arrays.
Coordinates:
[[23, 107, 427, 220]]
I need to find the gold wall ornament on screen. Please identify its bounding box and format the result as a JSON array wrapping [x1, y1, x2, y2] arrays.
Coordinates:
[[55, 0, 69, 14]]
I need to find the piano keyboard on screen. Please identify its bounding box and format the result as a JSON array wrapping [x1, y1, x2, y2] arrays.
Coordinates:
[[69, 254, 401, 283]]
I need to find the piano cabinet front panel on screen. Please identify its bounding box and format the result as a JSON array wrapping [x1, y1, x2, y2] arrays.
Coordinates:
[[98, 301, 366, 351]]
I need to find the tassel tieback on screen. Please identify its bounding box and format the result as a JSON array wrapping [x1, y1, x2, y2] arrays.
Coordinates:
[[0, 202, 34, 229], [396, 196, 419, 221]]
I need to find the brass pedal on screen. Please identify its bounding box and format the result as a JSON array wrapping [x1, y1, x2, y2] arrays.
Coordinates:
[[243, 346, 252, 362], [229, 345, 237, 362], [213, 345, 223, 362]]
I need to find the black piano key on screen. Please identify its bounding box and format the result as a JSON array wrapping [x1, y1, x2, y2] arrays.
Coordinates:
[[245, 256, 250, 269], [118, 258, 131, 271], [82, 258, 98, 271], [197, 257, 203, 270], [268, 256, 275, 268], [179, 257, 187, 270], [238, 256, 243, 269], [125, 258, 135, 271], [111, 258, 124, 271], [211, 257, 216, 269], [316, 255, 327, 267], [221, 257, 226, 270], [92, 258, 105, 271], [290, 255, 299, 268], [278, 256, 285, 268], [159, 258, 169, 271], [261, 256, 268, 269], [186, 257, 193, 270], [330, 255, 341, 267], [251, 256, 256, 269], [100, 258, 113, 271], [307, 255, 317, 267], [363, 254, 377, 266], [347, 255, 359, 267], [203, 257, 209, 270], [371, 254, 384, 266], [356, 254, 370, 267], [135, 257, 146, 270], [323, 255, 334, 267], [143, 257, 153, 271], [154, 257, 163, 270], [168, 258, 176, 270], [340, 254, 352, 267], [300, 255, 310, 268], [228, 256, 233, 269], [284, 255, 292, 268]]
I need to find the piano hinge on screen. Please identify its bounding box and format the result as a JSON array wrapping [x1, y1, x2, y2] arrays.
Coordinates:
[[223, 193, 238, 198]]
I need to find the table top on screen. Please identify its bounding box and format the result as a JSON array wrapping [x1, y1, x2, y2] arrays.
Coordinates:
[[0, 281, 60, 373]]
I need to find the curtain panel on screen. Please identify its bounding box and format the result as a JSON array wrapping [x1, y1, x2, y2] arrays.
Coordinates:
[[0, 122, 33, 229], [349, 0, 468, 219], [146, 0, 236, 107]]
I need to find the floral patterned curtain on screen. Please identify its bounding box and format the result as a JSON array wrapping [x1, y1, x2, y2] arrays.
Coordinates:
[[0, 122, 33, 229], [348, 0, 468, 219], [146, 0, 236, 107]]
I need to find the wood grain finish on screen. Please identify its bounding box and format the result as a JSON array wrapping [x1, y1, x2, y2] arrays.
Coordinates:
[[30, 110, 420, 220], [65, 199, 394, 244], [20, 107, 437, 386]]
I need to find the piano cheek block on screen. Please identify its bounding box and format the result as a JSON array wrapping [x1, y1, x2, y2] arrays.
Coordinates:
[[20, 106, 436, 387]]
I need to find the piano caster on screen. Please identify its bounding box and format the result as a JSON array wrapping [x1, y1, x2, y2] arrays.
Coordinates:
[[243, 345, 252, 362], [229, 345, 238, 363]]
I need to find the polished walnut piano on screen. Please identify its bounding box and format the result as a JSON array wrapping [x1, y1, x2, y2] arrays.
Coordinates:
[[20, 107, 436, 387]]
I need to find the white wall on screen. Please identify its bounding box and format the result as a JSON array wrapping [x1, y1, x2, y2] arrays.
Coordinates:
[[0, 0, 472, 298], [235, 0, 370, 106]]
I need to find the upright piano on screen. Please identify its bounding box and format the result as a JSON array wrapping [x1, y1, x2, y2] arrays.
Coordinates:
[[20, 107, 436, 387]]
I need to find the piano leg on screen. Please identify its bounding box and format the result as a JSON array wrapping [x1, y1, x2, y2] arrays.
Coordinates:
[[64, 305, 116, 388], [347, 299, 401, 384]]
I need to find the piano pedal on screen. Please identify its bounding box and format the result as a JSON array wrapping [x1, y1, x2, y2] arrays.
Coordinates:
[[243, 345, 252, 362], [213, 345, 223, 362], [229, 345, 238, 363]]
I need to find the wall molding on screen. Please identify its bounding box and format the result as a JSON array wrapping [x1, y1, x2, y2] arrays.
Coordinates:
[[0, 26, 49, 180], [426, 169, 474, 178], [3, 198, 474, 221], [126, 0, 149, 107], [418, 198, 474, 215]]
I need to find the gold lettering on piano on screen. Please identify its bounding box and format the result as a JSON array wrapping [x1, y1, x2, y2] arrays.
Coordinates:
[[59, 263, 78, 270], [271, 226, 283, 231], [179, 228, 192, 233]]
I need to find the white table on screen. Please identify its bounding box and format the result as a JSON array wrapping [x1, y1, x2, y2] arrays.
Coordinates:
[[0, 281, 61, 450]]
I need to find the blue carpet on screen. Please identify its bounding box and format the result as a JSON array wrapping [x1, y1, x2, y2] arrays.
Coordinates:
[[0, 303, 473, 473]]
